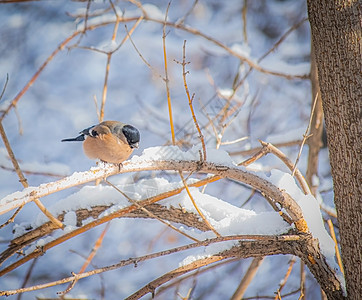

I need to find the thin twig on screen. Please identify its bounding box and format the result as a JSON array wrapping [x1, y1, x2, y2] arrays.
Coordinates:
[[292, 92, 319, 176], [175, 0, 199, 25], [274, 257, 296, 299], [0, 121, 27, 187], [13, 105, 23, 134], [179, 172, 220, 237], [327, 219, 344, 275], [72, 0, 92, 47], [243, 289, 302, 300], [58, 223, 110, 296], [242, 0, 248, 43], [320, 203, 337, 218], [238, 144, 270, 166], [127, 0, 147, 17], [300, 260, 306, 300], [230, 140, 303, 157], [0, 206, 22, 229], [100, 53, 111, 122], [0, 164, 65, 178], [93, 94, 101, 122], [230, 257, 265, 300], [109, 0, 119, 41], [258, 17, 308, 62], [240, 189, 256, 208], [156, 258, 239, 297], [261, 192, 294, 225], [220, 136, 248, 146], [0, 73, 9, 101], [99, 0, 119, 122], [16, 257, 38, 300], [125, 24, 164, 80], [163, 2, 175, 145], [217, 85, 245, 128], [126, 255, 227, 300], [259, 140, 311, 195], [182, 40, 207, 161], [92, 14, 143, 121]]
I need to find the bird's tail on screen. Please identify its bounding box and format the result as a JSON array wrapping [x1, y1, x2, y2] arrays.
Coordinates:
[[61, 134, 85, 142]]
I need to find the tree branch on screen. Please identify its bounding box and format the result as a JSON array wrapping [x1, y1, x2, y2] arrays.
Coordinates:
[[0, 158, 306, 229]]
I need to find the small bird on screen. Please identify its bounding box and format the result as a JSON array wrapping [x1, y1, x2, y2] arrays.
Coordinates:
[[62, 121, 140, 164]]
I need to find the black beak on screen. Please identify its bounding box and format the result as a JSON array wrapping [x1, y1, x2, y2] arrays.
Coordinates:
[[131, 142, 139, 149]]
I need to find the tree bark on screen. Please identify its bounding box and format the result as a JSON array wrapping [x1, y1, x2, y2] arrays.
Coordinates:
[[307, 1, 361, 299]]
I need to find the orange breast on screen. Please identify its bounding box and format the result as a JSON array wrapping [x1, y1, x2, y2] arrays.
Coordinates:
[[83, 134, 133, 163]]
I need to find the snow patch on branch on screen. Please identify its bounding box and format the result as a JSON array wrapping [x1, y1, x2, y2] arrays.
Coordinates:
[[130, 146, 236, 166], [266, 169, 343, 282]]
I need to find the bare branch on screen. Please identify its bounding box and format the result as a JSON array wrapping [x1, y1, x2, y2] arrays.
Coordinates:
[[163, 2, 176, 145], [258, 141, 311, 195], [230, 257, 265, 300], [0, 234, 301, 297], [292, 92, 319, 176], [179, 172, 220, 237], [258, 18, 308, 62], [126, 234, 343, 300], [274, 257, 297, 299], [58, 223, 110, 297], [182, 40, 207, 160], [327, 219, 344, 275]]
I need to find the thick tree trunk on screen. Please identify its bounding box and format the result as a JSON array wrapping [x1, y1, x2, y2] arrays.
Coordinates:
[[307, 1, 361, 299]]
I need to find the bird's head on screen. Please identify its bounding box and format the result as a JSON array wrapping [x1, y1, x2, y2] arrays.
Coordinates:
[[122, 124, 140, 149]]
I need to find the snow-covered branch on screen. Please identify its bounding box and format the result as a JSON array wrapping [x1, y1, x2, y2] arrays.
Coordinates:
[[0, 147, 306, 229]]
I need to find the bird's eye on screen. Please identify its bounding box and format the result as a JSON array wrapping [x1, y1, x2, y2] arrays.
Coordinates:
[[91, 130, 98, 137]]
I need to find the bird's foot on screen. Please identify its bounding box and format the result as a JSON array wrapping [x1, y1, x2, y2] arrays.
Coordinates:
[[115, 162, 123, 172]]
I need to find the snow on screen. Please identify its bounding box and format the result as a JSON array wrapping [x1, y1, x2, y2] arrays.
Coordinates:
[[161, 186, 290, 267], [162, 187, 289, 236], [230, 43, 251, 58], [63, 211, 77, 227], [312, 174, 320, 186], [130, 145, 236, 166], [266, 169, 341, 276], [98, 40, 118, 52], [24, 236, 55, 256], [142, 4, 165, 20], [0, 187, 36, 210]]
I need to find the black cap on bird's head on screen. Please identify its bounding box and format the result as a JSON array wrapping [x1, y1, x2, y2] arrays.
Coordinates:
[[122, 125, 140, 149]]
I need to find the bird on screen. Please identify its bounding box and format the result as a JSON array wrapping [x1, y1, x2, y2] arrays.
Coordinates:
[[62, 121, 140, 164]]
